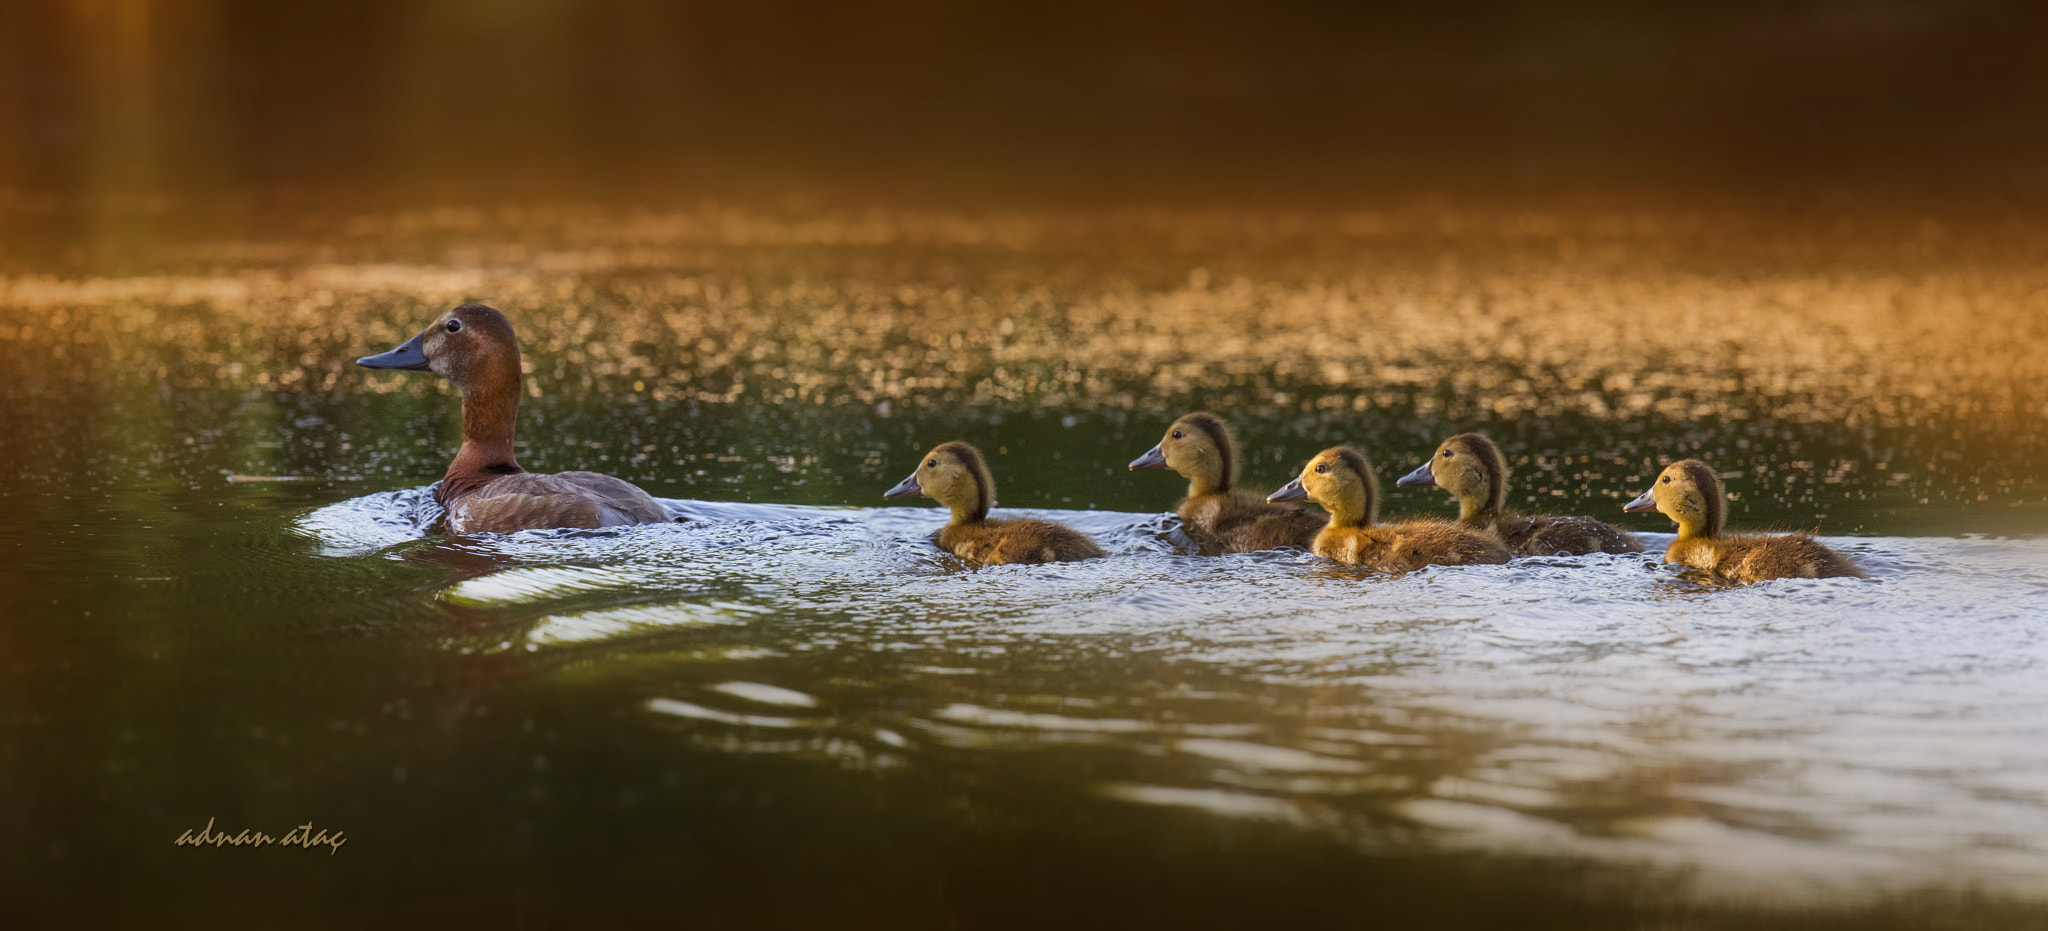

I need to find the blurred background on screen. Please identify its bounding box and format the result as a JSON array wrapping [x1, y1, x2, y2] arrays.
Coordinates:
[[6, 4, 2048, 928], [5, 0, 2047, 210]]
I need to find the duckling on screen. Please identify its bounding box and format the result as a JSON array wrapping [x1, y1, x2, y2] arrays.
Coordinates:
[[357, 304, 673, 535], [1622, 459, 1864, 583], [884, 441, 1104, 566], [1395, 433, 1642, 556], [1129, 412, 1324, 551], [1269, 446, 1510, 572]]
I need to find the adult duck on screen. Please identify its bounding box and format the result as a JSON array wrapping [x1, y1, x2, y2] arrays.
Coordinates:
[[1623, 459, 1862, 584], [1396, 433, 1642, 556], [1129, 412, 1323, 551], [1269, 446, 1510, 572], [357, 303, 673, 534], [885, 441, 1103, 566]]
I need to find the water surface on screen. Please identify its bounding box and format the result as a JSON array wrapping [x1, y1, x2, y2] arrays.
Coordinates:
[[3, 204, 2046, 927]]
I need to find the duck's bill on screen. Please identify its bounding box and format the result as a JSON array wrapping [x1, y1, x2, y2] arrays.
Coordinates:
[[883, 474, 923, 499], [356, 331, 431, 371], [1621, 490, 1657, 513], [1266, 477, 1309, 503], [1128, 444, 1168, 470], [1394, 462, 1436, 487]]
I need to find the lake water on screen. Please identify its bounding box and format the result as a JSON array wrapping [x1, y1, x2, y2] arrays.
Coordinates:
[[3, 204, 2046, 927]]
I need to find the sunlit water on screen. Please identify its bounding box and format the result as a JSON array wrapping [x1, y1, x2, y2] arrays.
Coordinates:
[[6, 204, 2048, 926], [301, 487, 2048, 910]]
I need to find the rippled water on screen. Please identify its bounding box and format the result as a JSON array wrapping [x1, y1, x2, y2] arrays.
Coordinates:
[[288, 485, 2048, 914], [5, 205, 2048, 927]]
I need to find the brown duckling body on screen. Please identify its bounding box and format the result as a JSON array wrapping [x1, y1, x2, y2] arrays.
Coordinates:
[[1129, 412, 1323, 551], [357, 304, 672, 535], [1623, 459, 1863, 584], [1396, 433, 1642, 556], [885, 442, 1103, 566], [1269, 447, 1510, 572]]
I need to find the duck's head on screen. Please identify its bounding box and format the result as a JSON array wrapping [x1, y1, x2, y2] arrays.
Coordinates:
[[1129, 412, 1236, 493], [1623, 459, 1724, 537], [1397, 433, 1506, 518], [886, 441, 995, 522], [357, 304, 520, 391], [1268, 446, 1377, 526]]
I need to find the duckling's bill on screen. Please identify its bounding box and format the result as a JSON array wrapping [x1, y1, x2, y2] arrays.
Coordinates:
[[884, 473, 923, 499], [357, 331, 431, 371], [1128, 444, 1168, 470], [1395, 461, 1436, 487], [1267, 477, 1309, 503], [1621, 489, 1657, 512]]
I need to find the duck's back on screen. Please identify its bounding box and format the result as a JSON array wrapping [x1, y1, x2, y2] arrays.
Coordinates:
[[1669, 533, 1862, 584], [1180, 490, 1323, 551], [445, 471, 673, 534], [939, 518, 1104, 566], [1315, 519, 1509, 572], [1498, 513, 1644, 556]]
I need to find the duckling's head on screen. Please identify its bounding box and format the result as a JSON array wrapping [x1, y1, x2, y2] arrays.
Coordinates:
[[885, 441, 995, 523], [1623, 459, 1724, 537], [1129, 412, 1236, 493], [1268, 446, 1377, 526], [358, 304, 521, 392], [1396, 433, 1507, 519]]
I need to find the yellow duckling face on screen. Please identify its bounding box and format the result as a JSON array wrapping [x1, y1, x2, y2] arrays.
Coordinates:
[[1623, 459, 1725, 537], [1129, 412, 1237, 490], [1396, 433, 1503, 501], [885, 441, 995, 522], [1268, 446, 1378, 525]]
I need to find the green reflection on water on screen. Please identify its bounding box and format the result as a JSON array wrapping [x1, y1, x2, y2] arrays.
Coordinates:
[[2, 207, 2045, 927]]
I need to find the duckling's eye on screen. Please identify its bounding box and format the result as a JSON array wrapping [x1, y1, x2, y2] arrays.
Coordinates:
[[1661, 475, 1671, 484], [1170, 431, 1183, 439], [445, 318, 463, 333], [926, 459, 937, 468], [1441, 450, 1453, 458], [1314, 463, 1327, 474]]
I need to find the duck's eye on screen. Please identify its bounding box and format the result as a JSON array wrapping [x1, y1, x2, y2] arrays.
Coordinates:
[[1442, 450, 1453, 458], [1661, 475, 1672, 484], [1314, 463, 1327, 474], [1170, 430, 1183, 439], [926, 459, 937, 468], [445, 318, 463, 333]]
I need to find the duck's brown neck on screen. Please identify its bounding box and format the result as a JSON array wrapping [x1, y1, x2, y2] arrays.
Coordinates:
[[441, 354, 524, 501], [1185, 461, 1228, 499]]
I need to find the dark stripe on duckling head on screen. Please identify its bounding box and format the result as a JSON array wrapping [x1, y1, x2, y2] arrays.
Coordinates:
[[1448, 433, 1508, 517], [1179, 412, 1237, 491], [1328, 446, 1381, 525], [1672, 459, 1725, 537], [935, 440, 995, 523]]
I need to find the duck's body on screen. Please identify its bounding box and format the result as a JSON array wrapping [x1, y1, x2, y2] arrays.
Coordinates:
[[887, 441, 1102, 567], [1664, 532, 1862, 584], [1270, 447, 1510, 572], [440, 471, 671, 535], [358, 304, 672, 535], [1310, 518, 1514, 573], [1397, 433, 1641, 557], [1624, 459, 1862, 584], [936, 518, 1100, 566], [1182, 489, 1328, 552], [1130, 412, 1322, 551]]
